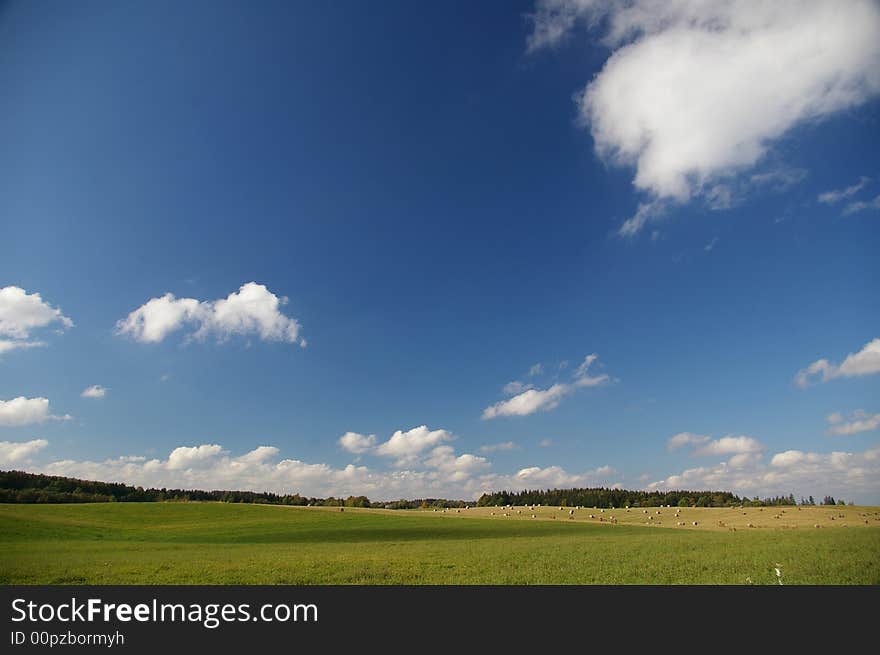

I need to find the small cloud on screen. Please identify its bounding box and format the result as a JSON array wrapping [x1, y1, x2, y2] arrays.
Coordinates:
[[825, 410, 880, 436], [528, 363, 543, 377], [704, 236, 719, 252], [539, 438, 553, 448], [667, 432, 711, 451], [479, 441, 519, 453], [338, 431, 377, 455], [842, 194, 880, 216], [81, 385, 107, 399], [818, 176, 871, 204]]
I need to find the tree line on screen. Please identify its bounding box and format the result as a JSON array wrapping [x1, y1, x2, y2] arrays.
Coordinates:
[[476, 488, 851, 508], [0, 470, 850, 508]]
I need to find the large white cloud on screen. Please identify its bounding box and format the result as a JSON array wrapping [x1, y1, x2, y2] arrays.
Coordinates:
[[528, 0, 880, 235], [374, 426, 454, 466], [0, 286, 73, 355], [116, 282, 305, 347], [0, 439, 48, 466], [482, 354, 609, 419], [0, 397, 71, 426], [795, 337, 880, 387]]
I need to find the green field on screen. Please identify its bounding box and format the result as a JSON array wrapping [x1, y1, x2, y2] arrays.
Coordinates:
[[1, 502, 879, 584]]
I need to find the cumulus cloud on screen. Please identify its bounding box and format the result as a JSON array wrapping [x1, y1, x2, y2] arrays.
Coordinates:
[[80, 385, 107, 399], [0, 286, 73, 355], [0, 439, 48, 466], [483, 354, 609, 419], [422, 446, 490, 482], [338, 431, 377, 454], [527, 0, 880, 236], [649, 444, 880, 502], [818, 176, 871, 204], [116, 282, 305, 347], [694, 436, 763, 457], [667, 432, 710, 451], [826, 410, 880, 437], [0, 397, 71, 426], [668, 432, 763, 458], [482, 383, 570, 419], [795, 337, 880, 387], [0, 438, 616, 501], [479, 441, 519, 453], [374, 425, 454, 466]]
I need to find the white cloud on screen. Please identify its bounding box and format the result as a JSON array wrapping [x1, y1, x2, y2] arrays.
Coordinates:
[[0, 286, 73, 354], [818, 176, 871, 204], [338, 431, 377, 454], [0, 397, 71, 426], [650, 444, 880, 502], [704, 237, 719, 252], [668, 432, 763, 459], [826, 410, 880, 437], [539, 438, 554, 448], [0, 437, 616, 501], [483, 383, 570, 419], [694, 435, 763, 457], [528, 363, 544, 377], [422, 446, 490, 482], [795, 337, 880, 387], [667, 432, 710, 451], [528, 0, 880, 236], [842, 194, 880, 216], [374, 425, 454, 466], [483, 354, 609, 419], [116, 282, 305, 347], [166, 444, 226, 470], [0, 439, 48, 466], [479, 441, 519, 453], [80, 385, 107, 399]]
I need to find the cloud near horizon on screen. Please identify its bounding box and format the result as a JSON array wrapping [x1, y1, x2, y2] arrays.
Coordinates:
[[116, 282, 305, 347], [650, 444, 880, 501], [527, 0, 880, 236], [0, 438, 619, 502]]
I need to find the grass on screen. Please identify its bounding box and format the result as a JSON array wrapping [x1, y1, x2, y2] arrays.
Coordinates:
[[1, 502, 878, 584]]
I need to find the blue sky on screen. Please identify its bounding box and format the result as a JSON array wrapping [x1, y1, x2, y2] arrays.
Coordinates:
[[1, 0, 879, 501]]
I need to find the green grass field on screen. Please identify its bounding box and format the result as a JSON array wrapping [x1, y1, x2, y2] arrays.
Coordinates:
[[1, 502, 879, 584]]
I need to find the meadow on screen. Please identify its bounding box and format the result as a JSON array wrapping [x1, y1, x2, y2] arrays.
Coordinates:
[[1, 502, 878, 585]]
